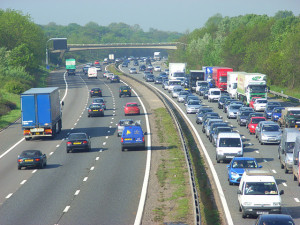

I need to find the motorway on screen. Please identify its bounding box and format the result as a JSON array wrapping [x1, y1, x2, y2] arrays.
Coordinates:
[[120, 61, 300, 225], [0, 68, 149, 224]]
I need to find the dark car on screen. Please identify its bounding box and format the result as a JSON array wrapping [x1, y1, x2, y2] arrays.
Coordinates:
[[66, 133, 91, 153], [133, 60, 139, 66], [87, 104, 104, 117], [18, 150, 47, 170], [271, 107, 285, 122], [154, 76, 163, 84], [82, 66, 90, 75], [121, 125, 145, 151], [212, 127, 233, 147], [245, 112, 264, 128], [255, 214, 295, 225], [218, 96, 231, 109], [122, 62, 128, 67], [223, 99, 239, 113], [110, 75, 120, 83], [237, 111, 253, 126], [90, 88, 102, 97], [209, 122, 230, 142], [264, 105, 278, 119], [119, 86, 132, 97], [203, 90, 209, 99], [139, 65, 146, 71], [196, 107, 213, 124]]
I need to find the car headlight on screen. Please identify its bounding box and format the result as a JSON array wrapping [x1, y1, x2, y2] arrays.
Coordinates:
[[273, 202, 280, 206], [230, 171, 239, 177]]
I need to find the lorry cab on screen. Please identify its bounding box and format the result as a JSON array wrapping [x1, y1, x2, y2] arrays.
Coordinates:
[[121, 125, 145, 151], [238, 169, 284, 218], [279, 128, 300, 173]]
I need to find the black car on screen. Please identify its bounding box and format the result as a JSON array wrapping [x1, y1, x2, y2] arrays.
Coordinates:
[[223, 99, 239, 113], [245, 112, 265, 128], [139, 65, 146, 71], [119, 86, 131, 97], [122, 62, 128, 67], [90, 88, 102, 97], [196, 107, 213, 124], [110, 75, 120, 83], [146, 74, 155, 82], [133, 60, 139, 66], [218, 96, 231, 109], [82, 66, 90, 75], [209, 122, 229, 142], [66, 133, 91, 153], [255, 214, 295, 225], [203, 90, 209, 99], [18, 150, 47, 170], [237, 111, 253, 126], [154, 76, 163, 84], [87, 104, 104, 117]]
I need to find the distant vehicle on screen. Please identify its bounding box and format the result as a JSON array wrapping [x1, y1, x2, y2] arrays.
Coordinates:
[[87, 104, 104, 117], [66, 133, 91, 153], [110, 75, 120, 83], [208, 88, 221, 102], [18, 150, 47, 170], [271, 107, 285, 122], [66, 58, 76, 76], [212, 67, 233, 91], [145, 74, 155, 82], [186, 100, 202, 114], [190, 70, 205, 92], [129, 68, 137, 74], [168, 63, 186, 80], [82, 65, 90, 75], [88, 67, 98, 79], [119, 86, 131, 97], [90, 88, 102, 97], [133, 60, 139, 66], [278, 107, 300, 128], [117, 119, 134, 137], [154, 66, 161, 72], [139, 65, 146, 71], [154, 76, 163, 84], [95, 65, 102, 71], [124, 102, 140, 115], [255, 121, 281, 145], [253, 98, 268, 112], [122, 62, 128, 67]]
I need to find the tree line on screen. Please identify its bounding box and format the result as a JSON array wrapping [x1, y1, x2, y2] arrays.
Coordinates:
[[169, 11, 300, 95]]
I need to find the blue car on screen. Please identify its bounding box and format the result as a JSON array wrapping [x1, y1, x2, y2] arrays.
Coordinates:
[[271, 107, 285, 122], [227, 157, 261, 185]]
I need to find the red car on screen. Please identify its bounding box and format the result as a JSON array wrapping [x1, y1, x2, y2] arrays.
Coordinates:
[[124, 102, 140, 116], [248, 117, 266, 134], [249, 97, 261, 109]]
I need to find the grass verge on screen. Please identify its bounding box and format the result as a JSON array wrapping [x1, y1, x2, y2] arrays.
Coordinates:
[[154, 107, 191, 223], [0, 90, 21, 129], [107, 64, 123, 75], [270, 85, 300, 99]]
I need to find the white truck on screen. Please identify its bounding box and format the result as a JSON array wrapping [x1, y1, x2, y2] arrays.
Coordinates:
[[154, 52, 161, 61], [109, 54, 115, 62], [227, 72, 243, 98], [236, 73, 267, 105], [168, 63, 186, 81]]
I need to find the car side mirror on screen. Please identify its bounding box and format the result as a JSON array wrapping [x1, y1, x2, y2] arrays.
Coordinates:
[[144, 132, 147, 135], [280, 190, 284, 195], [226, 165, 230, 168], [258, 165, 263, 168], [237, 189, 242, 194]]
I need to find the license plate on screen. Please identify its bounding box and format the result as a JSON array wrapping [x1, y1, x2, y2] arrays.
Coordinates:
[[125, 138, 132, 141], [257, 211, 269, 215], [94, 91, 98, 93], [25, 159, 33, 162], [93, 110, 98, 111], [36, 132, 40, 135], [123, 90, 127, 92], [73, 142, 82, 145], [30, 128, 44, 132], [226, 156, 234, 159]]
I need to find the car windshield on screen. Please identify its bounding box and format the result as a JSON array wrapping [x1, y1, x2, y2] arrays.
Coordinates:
[[211, 91, 221, 95], [241, 112, 252, 116], [274, 108, 283, 113], [232, 160, 257, 168], [230, 105, 241, 109], [120, 120, 134, 126], [219, 76, 227, 82], [286, 142, 295, 153], [179, 91, 189, 96], [257, 100, 267, 103], [219, 138, 241, 147], [127, 104, 138, 107], [93, 99, 104, 103], [244, 182, 278, 195], [267, 106, 276, 111], [252, 118, 266, 124], [69, 133, 87, 140], [188, 101, 200, 105], [21, 151, 41, 157], [232, 83, 237, 89], [262, 125, 280, 132], [173, 72, 185, 77], [248, 85, 266, 93], [217, 128, 232, 134], [90, 105, 102, 109]]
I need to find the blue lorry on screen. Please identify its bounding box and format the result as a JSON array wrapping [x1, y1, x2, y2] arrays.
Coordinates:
[[21, 87, 63, 141]]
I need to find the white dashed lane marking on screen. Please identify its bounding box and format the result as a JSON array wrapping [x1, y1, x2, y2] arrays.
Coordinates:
[[272, 170, 277, 174], [255, 150, 259, 153], [6, 193, 13, 199], [90, 167, 94, 171], [83, 177, 88, 182], [32, 169, 37, 174], [63, 206, 70, 213], [295, 198, 300, 203], [108, 131, 110, 133], [106, 136, 108, 139], [74, 190, 80, 195], [282, 183, 287, 187], [96, 157, 100, 160], [103, 142, 106, 146], [20, 180, 27, 185]]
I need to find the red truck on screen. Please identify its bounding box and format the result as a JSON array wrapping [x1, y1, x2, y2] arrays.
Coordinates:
[[212, 67, 233, 91]]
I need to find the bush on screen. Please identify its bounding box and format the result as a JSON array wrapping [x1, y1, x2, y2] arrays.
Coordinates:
[[0, 103, 11, 116], [4, 80, 28, 94]]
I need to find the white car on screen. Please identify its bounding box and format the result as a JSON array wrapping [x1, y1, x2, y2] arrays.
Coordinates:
[[253, 98, 268, 112], [154, 66, 161, 72], [129, 68, 137, 74]]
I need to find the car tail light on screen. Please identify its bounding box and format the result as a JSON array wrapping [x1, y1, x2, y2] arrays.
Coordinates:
[[23, 130, 30, 135], [88, 109, 91, 112], [142, 137, 145, 142], [91, 91, 94, 93], [18, 159, 23, 162], [45, 129, 52, 134], [35, 158, 40, 161], [83, 141, 88, 144], [67, 141, 72, 145], [121, 138, 124, 143], [120, 90, 121, 92]]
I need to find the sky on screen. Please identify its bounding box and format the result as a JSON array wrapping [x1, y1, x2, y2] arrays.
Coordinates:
[[1, 0, 300, 33]]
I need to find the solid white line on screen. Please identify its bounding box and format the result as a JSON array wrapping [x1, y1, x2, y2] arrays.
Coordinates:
[[74, 190, 80, 195], [90, 166, 94, 171], [0, 138, 24, 159], [6, 193, 13, 199], [63, 206, 70, 213], [20, 180, 27, 185], [32, 169, 37, 174], [96, 157, 100, 160], [83, 177, 88, 182], [295, 198, 300, 202], [112, 118, 114, 120]]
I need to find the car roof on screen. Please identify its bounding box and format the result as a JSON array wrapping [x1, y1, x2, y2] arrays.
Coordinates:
[[126, 102, 138, 105], [21, 150, 41, 154], [218, 132, 241, 138], [232, 157, 256, 161]]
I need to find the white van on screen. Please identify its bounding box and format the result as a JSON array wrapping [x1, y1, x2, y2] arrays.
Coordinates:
[[208, 88, 221, 102], [167, 80, 182, 92], [216, 132, 243, 163], [88, 67, 98, 79], [237, 169, 284, 218]]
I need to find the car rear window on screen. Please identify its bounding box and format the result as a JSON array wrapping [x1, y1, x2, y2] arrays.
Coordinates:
[[219, 138, 241, 147], [127, 104, 138, 107], [69, 133, 87, 140]]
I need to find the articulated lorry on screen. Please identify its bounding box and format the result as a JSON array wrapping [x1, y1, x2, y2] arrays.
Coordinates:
[[236, 73, 267, 105], [21, 87, 63, 141], [66, 58, 76, 76], [168, 63, 186, 81]]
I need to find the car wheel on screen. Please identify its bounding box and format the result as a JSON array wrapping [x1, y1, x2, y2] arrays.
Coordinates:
[[39, 163, 44, 169], [229, 180, 233, 185], [242, 210, 247, 219], [88, 114, 90, 117], [25, 137, 31, 141], [67, 149, 70, 153], [281, 162, 284, 169], [239, 204, 242, 212], [121, 147, 124, 152], [284, 166, 288, 174]]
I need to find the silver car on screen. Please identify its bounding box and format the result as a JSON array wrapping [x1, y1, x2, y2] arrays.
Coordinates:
[[117, 119, 141, 137], [227, 104, 243, 119], [172, 86, 184, 98], [186, 100, 202, 114], [177, 91, 190, 103], [255, 121, 281, 145]]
